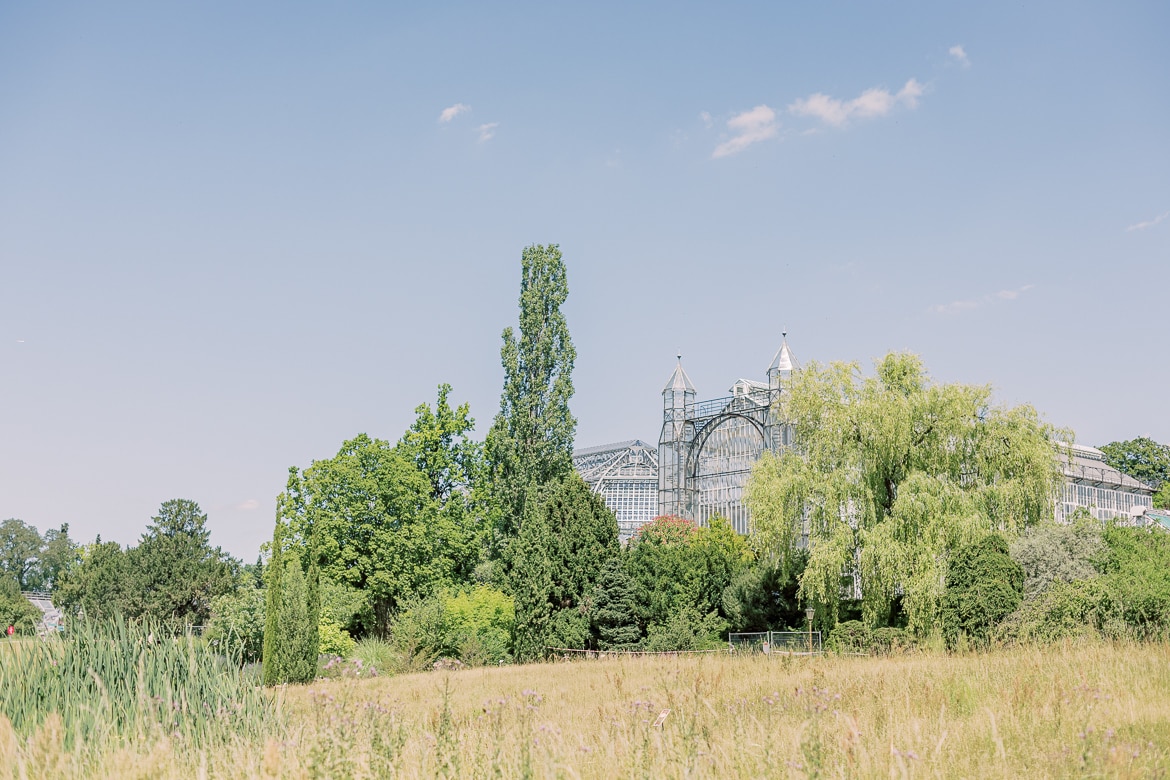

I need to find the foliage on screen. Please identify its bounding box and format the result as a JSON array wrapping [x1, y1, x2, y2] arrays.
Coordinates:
[[37, 524, 78, 591], [691, 516, 754, 617], [0, 519, 43, 591], [1098, 436, 1170, 490], [722, 553, 806, 633], [746, 352, 1063, 633], [542, 473, 620, 612], [129, 499, 237, 626], [625, 515, 748, 639], [510, 495, 552, 662], [205, 586, 266, 665], [626, 515, 701, 632], [941, 535, 1024, 648], [280, 431, 479, 636], [826, 620, 872, 653], [318, 621, 357, 658], [261, 516, 285, 686], [590, 557, 642, 649], [52, 541, 132, 621], [1155, 482, 1170, 510], [0, 578, 41, 635], [1009, 514, 1103, 599], [485, 244, 577, 547], [442, 585, 514, 665], [642, 606, 726, 652]]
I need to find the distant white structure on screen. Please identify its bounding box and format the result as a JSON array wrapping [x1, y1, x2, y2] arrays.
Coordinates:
[[1057, 444, 1154, 523], [571, 440, 659, 541]]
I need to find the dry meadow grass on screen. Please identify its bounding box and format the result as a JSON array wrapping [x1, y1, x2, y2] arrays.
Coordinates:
[[2, 641, 1169, 778]]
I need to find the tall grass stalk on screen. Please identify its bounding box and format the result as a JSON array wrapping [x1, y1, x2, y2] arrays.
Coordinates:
[[0, 618, 280, 770]]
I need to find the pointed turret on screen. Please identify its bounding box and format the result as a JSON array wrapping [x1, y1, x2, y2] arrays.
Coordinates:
[[663, 354, 696, 395], [767, 332, 799, 388]]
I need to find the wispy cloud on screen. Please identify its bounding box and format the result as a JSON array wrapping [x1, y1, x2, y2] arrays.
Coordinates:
[[476, 122, 499, 142], [712, 105, 779, 158], [235, 499, 260, 511], [788, 79, 924, 127], [929, 284, 1035, 315], [948, 45, 971, 68], [438, 103, 470, 123], [1126, 210, 1169, 232], [699, 111, 713, 128]]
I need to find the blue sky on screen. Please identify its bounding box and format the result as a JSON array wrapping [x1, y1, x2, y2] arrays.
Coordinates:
[[2, 1, 1167, 559]]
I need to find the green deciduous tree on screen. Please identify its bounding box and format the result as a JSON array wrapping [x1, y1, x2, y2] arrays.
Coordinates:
[[486, 244, 577, 548], [37, 525, 78, 592], [0, 519, 42, 591], [1098, 436, 1170, 490], [281, 433, 474, 636], [746, 353, 1064, 635], [0, 577, 42, 636]]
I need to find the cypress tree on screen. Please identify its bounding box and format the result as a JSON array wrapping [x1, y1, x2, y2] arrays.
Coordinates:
[[486, 244, 577, 550], [304, 521, 321, 676], [277, 558, 316, 683], [511, 494, 553, 663], [261, 517, 285, 686], [592, 557, 642, 650]]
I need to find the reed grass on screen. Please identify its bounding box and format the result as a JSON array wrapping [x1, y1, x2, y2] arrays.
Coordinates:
[[1, 638, 1168, 777]]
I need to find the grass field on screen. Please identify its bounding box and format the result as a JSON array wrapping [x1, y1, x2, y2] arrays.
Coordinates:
[[2, 641, 1169, 778]]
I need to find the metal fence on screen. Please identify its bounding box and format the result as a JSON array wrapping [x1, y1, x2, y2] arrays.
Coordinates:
[[729, 630, 822, 655]]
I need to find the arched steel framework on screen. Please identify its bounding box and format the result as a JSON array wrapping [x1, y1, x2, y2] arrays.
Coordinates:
[[658, 338, 799, 534]]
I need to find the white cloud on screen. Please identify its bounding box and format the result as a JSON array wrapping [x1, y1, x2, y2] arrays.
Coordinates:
[[929, 284, 1034, 314], [1126, 210, 1170, 232], [235, 499, 260, 511], [949, 45, 971, 68], [438, 103, 470, 123], [476, 122, 499, 142], [712, 105, 779, 158], [788, 79, 924, 127], [699, 111, 713, 128]]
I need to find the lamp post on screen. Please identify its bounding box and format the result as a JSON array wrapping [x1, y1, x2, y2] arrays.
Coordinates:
[[805, 606, 815, 654]]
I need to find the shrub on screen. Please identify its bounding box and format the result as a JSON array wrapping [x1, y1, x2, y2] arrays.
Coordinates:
[[826, 620, 872, 654], [1010, 516, 1103, 600], [942, 535, 1023, 649], [205, 586, 266, 665], [643, 607, 726, 652], [318, 621, 357, 658], [870, 626, 910, 654]]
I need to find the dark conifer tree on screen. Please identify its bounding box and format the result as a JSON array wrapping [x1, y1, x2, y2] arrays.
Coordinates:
[[591, 557, 642, 650], [511, 496, 553, 663]]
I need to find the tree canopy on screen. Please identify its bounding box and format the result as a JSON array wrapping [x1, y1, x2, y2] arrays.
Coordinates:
[[1098, 436, 1170, 491], [745, 352, 1064, 634]]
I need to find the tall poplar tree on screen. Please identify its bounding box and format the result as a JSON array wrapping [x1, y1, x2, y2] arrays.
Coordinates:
[[486, 244, 577, 548]]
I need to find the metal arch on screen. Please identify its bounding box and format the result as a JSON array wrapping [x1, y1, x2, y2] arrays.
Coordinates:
[[686, 412, 768, 480]]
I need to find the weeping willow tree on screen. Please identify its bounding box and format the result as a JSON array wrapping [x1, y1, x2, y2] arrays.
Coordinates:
[[745, 352, 1066, 635]]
